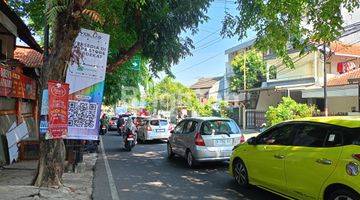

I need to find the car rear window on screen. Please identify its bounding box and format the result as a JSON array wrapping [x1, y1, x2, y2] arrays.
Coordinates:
[[150, 120, 168, 126], [343, 128, 360, 145], [111, 117, 117, 120], [200, 120, 240, 135]]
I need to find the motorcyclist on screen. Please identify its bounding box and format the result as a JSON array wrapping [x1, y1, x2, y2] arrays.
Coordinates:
[[124, 117, 137, 143], [99, 113, 108, 134]]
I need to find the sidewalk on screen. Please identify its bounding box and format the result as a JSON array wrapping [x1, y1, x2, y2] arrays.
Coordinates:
[[0, 153, 97, 200]]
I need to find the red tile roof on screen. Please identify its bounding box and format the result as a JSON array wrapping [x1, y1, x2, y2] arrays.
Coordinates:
[[14, 46, 43, 68], [327, 68, 360, 86], [190, 77, 222, 89], [330, 41, 360, 56]]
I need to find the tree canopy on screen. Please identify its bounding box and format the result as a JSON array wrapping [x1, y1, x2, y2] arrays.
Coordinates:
[[9, 0, 212, 104], [222, 0, 360, 68], [145, 77, 199, 113], [230, 49, 267, 92]]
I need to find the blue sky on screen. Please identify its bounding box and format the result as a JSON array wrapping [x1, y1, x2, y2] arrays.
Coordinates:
[[169, 0, 255, 86]]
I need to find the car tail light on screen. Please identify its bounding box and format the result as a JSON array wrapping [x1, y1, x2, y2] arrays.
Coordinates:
[[240, 134, 245, 144], [128, 134, 134, 138], [168, 124, 174, 131], [353, 154, 360, 161], [147, 126, 152, 131], [195, 132, 205, 146]]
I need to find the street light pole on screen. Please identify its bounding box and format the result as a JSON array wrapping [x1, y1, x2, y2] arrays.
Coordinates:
[[323, 43, 328, 116]]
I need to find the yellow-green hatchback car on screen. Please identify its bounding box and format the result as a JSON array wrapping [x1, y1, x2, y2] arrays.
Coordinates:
[[230, 116, 360, 200]]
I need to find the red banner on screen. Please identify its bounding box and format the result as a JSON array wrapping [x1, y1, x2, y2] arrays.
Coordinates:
[[48, 81, 69, 139], [0, 66, 36, 100]]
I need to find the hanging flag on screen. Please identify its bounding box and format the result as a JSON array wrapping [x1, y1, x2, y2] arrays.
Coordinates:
[[47, 81, 69, 139]]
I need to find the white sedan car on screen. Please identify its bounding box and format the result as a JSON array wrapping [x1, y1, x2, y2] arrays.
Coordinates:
[[137, 119, 173, 142]]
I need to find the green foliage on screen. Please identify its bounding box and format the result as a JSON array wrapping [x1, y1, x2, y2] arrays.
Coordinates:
[[230, 49, 266, 92], [145, 77, 199, 113], [197, 98, 215, 117], [212, 100, 232, 118], [222, 0, 360, 68], [265, 97, 316, 126], [10, 0, 212, 104], [103, 55, 150, 106]]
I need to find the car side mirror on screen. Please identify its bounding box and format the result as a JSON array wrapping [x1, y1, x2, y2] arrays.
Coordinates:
[[247, 137, 257, 145]]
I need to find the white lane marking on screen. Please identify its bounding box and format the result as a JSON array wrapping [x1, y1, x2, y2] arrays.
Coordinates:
[[100, 136, 120, 200]]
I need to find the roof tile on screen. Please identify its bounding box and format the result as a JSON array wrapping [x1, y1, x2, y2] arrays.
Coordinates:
[[14, 46, 43, 68]]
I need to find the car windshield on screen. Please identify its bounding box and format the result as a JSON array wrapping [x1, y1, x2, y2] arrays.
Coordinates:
[[150, 120, 168, 126], [344, 128, 360, 145], [201, 120, 240, 135]]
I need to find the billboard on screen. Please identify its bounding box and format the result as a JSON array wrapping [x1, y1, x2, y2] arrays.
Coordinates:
[[66, 28, 110, 140]]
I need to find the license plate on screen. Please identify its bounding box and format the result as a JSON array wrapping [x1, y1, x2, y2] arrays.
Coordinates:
[[215, 139, 232, 146], [102, 128, 106, 130], [127, 138, 134, 141], [156, 129, 165, 132]]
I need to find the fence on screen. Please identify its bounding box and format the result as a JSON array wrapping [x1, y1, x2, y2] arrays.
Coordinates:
[[246, 110, 266, 129]]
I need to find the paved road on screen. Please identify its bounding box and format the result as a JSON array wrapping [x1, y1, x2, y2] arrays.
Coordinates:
[[93, 131, 284, 200]]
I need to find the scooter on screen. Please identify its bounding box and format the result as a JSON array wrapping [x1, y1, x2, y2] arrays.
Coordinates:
[[99, 124, 107, 135], [123, 128, 136, 151]]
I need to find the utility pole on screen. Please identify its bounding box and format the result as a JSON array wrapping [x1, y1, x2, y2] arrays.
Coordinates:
[[243, 52, 247, 130], [323, 43, 328, 116]]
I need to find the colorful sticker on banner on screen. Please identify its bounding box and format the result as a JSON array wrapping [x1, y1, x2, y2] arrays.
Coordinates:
[[47, 81, 69, 139], [40, 89, 49, 115], [65, 28, 110, 141], [39, 116, 48, 136]]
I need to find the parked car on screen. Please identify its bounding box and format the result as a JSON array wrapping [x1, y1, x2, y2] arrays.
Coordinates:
[[229, 116, 360, 200], [167, 117, 245, 168], [108, 116, 118, 131], [137, 118, 172, 142]]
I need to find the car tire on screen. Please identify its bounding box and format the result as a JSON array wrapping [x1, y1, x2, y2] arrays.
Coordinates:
[[233, 159, 249, 187], [167, 143, 174, 159], [186, 150, 196, 168], [327, 188, 360, 200]]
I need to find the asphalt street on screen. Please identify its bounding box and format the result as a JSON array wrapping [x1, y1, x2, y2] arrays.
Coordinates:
[[93, 131, 284, 200]]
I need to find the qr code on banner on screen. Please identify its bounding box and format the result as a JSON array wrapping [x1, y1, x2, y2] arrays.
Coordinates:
[[68, 100, 98, 129]]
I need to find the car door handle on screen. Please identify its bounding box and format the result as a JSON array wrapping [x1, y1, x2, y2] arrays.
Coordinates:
[[274, 155, 285, 159], [316, 158, 332, 165]]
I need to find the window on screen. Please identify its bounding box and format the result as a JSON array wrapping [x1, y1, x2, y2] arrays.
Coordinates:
[[343, 128, 360, 146], [257, 124, 295, 145], [174, 121, 185, 134], [150, 120, 168, 126], [200, 120, 240, 135], [293, 124, 329, 147], [183, 121, 198, 133], [324, 129, 343, 147]]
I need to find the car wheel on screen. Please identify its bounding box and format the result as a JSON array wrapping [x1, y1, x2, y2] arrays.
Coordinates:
[[167, 143, 174, 159], [233, 159, 249, 187], [186, 151, 196, 168], [328, 188, 360, 200]]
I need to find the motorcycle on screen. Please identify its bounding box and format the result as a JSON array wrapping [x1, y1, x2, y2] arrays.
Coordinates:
[[99, 124, 108, 135], [123, 128, 136, 151]]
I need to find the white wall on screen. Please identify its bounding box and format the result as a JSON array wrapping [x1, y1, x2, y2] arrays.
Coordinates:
[[256, 90, 284, 111]]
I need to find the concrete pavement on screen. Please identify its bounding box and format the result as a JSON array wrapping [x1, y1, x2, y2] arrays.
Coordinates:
[[0, 153, 97, 200]]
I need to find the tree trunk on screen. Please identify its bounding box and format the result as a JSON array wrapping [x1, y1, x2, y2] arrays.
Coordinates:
[[33, 3, 81, 187]]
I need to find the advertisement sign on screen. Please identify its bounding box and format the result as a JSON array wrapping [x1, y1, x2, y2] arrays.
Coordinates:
[[0, 66, 36, 100], [47, 81, 69, 139], [66, 28, 110, 140]]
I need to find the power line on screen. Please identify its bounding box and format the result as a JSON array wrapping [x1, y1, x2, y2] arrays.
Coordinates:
[[175, 51, 224, 74]]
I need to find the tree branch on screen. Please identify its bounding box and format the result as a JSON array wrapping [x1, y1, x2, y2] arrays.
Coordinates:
[[106, 40, 142, 73]]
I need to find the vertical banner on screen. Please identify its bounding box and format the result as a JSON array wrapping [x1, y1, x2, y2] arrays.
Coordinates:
[[66, 28, 110, 140], [47, 81, 69, 139]]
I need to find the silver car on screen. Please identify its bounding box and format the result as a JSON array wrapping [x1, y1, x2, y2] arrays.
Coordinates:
[[137, 118, 172, 142], [167, 117, 244, 168]]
